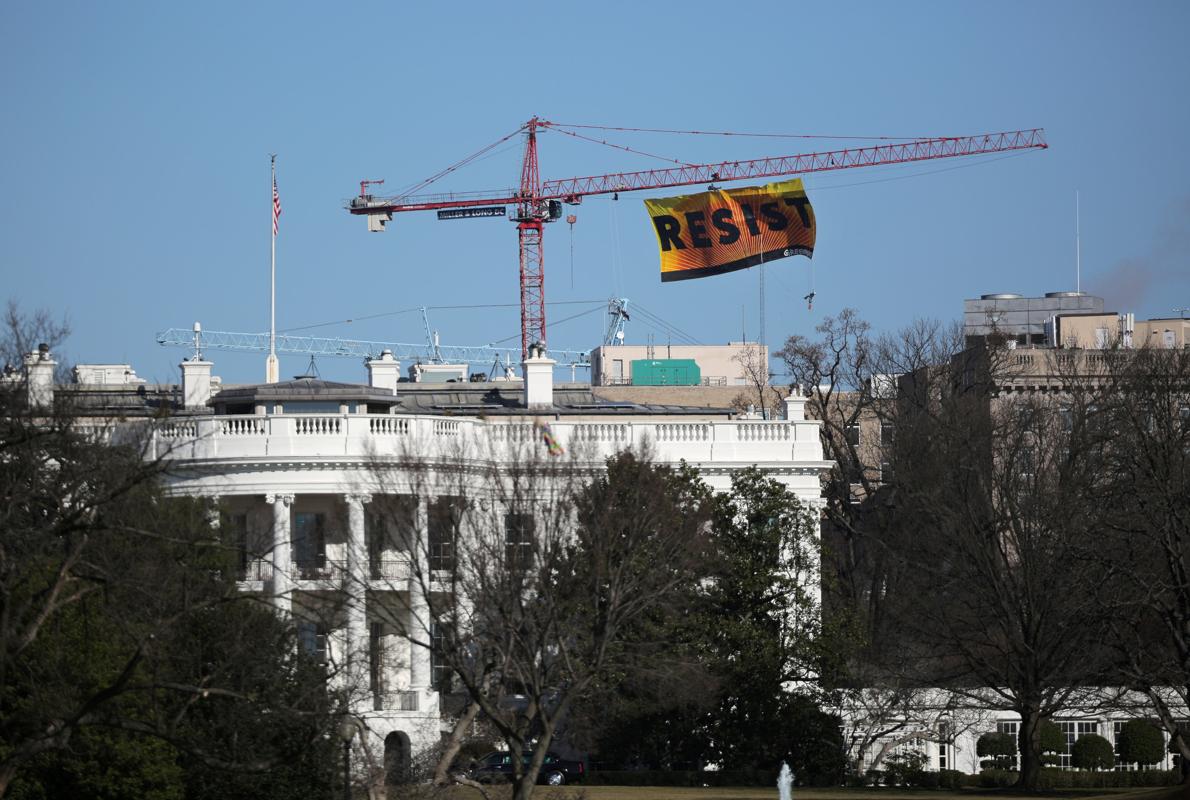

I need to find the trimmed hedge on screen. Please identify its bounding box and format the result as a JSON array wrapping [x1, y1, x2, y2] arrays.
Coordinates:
[[1071, 733, 1115, 771], [592, 765, 1181, 789], [978, 767, 1179, 789], [1118, 719, 1166, 767]]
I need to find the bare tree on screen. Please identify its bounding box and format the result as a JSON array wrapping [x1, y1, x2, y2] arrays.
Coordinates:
[[1090, 346, 1190, 777], [362, 435, 713, 800], [0, 304, 338, 797], [880, 346, 1119, 789], [731, 344, 780, 418], [780, 311, 1128, 789]]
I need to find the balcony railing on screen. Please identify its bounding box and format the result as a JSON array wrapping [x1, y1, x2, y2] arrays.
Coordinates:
[[294, 559, 345, 581], [369, 557, 411, 581], [150, 411, 827, 472], [237, 559, 272, 581], [376, 690, 419, 711]]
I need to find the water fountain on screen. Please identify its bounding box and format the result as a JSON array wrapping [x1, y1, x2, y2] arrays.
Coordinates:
[[778, 762, 794, 800]]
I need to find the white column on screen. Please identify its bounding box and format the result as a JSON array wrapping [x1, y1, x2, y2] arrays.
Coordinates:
[[344, 494, 371, 709], [409, 499, 432, 689], [24, 348, 56, 409], [267, 493, 294, 615]]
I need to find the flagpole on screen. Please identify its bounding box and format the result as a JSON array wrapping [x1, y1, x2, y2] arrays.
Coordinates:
[[267, 155, 279, 383]]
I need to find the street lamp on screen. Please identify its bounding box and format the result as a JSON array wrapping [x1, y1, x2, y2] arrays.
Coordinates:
[[338, 715, 358, 800]]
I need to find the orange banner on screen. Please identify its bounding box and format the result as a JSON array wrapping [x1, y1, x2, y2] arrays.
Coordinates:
[[644, 179, 815, 282]]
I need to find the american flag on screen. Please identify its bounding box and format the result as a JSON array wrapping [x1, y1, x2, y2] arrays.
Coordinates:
[[272, 174, 282, 236]]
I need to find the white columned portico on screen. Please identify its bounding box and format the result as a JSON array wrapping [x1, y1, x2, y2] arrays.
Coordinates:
[[409, 499, 432, 690], [344, 493, 371, 709], [267, 493, 294, 615]]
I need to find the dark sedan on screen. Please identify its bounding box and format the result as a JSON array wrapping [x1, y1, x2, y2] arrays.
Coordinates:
[[471, 751, 585, 785]]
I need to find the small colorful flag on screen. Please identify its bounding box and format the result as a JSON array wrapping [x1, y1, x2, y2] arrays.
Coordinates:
[[537, 422, 564, 456]]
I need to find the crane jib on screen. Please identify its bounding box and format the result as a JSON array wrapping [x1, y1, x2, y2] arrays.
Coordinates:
[[350, 129, 1046, 215]]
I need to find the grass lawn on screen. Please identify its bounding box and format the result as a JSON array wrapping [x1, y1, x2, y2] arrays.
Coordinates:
[[430, 786, 1187, 800], [566, 789, 1186, 800]]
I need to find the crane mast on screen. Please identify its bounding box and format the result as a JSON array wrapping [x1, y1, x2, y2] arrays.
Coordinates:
[[516, 118, 547, 361], [349, 122, 1047, 360]]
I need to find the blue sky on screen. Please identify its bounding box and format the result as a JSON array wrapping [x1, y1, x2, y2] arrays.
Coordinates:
[[2, 2, 1188, 384]]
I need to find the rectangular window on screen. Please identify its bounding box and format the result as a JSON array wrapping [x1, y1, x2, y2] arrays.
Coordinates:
[[297, 620, 327, 663], [504, 512, 535, 571], [368, 496, 417, 579], [293, 512, 327, 577], [1056, 720, 1099, 769], [877, 422, 895, 483], [845, 423, 861, 447], [370, 622, 383, 710], [429, 497, 462, 572], [430, 622, 451, 692], [997, 721, 1020, 770], [223, 512, 250, 576], [1016, 446, 1036, 482]]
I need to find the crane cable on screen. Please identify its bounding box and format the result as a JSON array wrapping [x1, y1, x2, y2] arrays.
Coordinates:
[[543, 123, 696, 167], [630, 303, 701, 346], [484, 304, 607, 348], [544, 122, 932, 141], [392, 124, 526, 200], [282, 300, 604, 334]]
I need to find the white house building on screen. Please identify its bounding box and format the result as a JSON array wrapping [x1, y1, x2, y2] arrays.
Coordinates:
[[59, 347, 831, 786]]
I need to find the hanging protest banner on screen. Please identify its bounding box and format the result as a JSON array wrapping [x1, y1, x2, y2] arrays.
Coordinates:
[[644, 178, 815, 282]]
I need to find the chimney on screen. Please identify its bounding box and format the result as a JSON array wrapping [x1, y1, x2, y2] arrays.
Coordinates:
[[367, 349, 401, 394], [522, 342, 556, 408], [24, 343, 56, 409], [180, 358, 214, 409], [783, 386, 807, 421]]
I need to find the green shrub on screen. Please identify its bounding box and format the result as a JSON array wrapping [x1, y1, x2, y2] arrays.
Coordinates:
[[976, 731, 1016, 769], [978, 768, 1017, 787], [1032, 767, 1178, 790], [914, 770, 940, 788], [883, 749, 927, 786], [1071, 733, 1115, 771], [937, 768, 966, 790], [1039, 720, 1064, 766], [1118, 719, 1166, 767], [844, 772, 869, 788]]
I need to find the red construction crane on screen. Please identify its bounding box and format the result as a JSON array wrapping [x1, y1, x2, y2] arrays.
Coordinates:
[[348, 118, 1047, 359]]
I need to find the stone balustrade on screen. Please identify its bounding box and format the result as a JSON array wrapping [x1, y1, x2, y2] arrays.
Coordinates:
[[152, 412, 825, 468]]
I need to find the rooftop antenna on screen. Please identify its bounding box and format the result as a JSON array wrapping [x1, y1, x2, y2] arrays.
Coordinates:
[[191, 321, 203, 361], [1076, 190, 1081, 294], [298, 354, 321, 379], [759, 258, 766, 349], [1175, 307, 1189, 320]]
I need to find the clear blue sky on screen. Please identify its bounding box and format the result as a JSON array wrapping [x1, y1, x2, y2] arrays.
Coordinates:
[[2, 1, 1187, 384]]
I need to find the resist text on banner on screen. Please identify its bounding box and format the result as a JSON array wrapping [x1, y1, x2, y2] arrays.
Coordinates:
[[645, 178, 815, 282]]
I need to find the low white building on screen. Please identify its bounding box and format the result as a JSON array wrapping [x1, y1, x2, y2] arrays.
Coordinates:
[[62, 348, 831, 785]]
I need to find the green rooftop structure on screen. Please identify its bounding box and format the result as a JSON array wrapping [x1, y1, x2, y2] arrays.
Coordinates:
[[630, 358, 701, 386]]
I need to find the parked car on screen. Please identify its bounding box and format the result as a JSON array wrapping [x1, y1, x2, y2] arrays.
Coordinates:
[[471, 750, 585, 785]]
